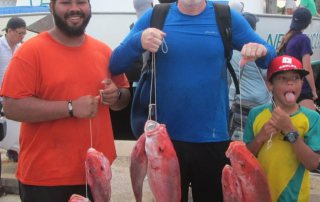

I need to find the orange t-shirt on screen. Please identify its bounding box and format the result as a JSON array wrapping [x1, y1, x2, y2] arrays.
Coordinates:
[[0, 32, 129, 186]]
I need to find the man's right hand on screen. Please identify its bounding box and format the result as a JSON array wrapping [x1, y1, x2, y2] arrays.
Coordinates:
[[141, 28, 166, 53], [72, 95, 100, 118]]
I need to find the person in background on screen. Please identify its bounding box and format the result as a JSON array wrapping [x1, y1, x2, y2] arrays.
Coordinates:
[[244, 55, 320, 202], [0, 17, 27, 162], [133, 0, 153, 19], [0, 17, 26, 89], [285, 0, 297, 14], [229, 12, 271, 106], [277, 7, 317, 110], [300, 0, 320, 16], [0, 0, 130, 201], [228, 0, 244, 13], [109, 0, 276, 201], [228, 12, 271, 139]]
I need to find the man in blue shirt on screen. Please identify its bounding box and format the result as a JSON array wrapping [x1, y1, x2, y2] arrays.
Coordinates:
[[110, 0, 276, 201]]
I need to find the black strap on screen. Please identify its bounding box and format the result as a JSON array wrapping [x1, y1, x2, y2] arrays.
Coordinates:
[[151, 3, 171, 29], [214, 3, 240, 95]]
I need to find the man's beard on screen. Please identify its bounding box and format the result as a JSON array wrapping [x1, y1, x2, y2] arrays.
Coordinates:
[[52, 9, 91, 37]]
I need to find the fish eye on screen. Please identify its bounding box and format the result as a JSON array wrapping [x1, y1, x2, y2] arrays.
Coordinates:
[[100, 166, 104, 171]]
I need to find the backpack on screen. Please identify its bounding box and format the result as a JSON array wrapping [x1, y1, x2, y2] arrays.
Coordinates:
[[131, 3, 237, 138]]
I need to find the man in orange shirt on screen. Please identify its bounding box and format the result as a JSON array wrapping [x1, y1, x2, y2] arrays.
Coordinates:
[[0, 0, 130, 201]]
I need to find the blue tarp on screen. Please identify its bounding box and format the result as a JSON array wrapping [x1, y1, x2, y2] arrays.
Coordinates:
[[0, 6, 49, 15]]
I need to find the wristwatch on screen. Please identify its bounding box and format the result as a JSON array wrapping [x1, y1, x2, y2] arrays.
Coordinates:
[[284, 131, 299, 143], [68, 100, 74, 117], [117, 89, 122, 101]]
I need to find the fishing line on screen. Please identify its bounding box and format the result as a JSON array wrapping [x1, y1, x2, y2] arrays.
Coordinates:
[[253, 65, 276, 149], [84, 118, 94, 199], [266, 132, 274, 150], [237, 61, 276, 144], [89, 118, 93, 148], [148, 53, 157, 121], [254, 66, 276, 106], [161, 38, 168, 53], [148, 38, 167, 122]]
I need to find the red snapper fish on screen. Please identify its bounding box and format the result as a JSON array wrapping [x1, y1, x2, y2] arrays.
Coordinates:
[[85, 147, 112, 202], [130, 120, 181, 202], [222, 141, 272, 202], [68, 194, 91, 202]]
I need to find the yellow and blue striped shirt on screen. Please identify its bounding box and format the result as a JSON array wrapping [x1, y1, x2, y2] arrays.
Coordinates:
[[244, 104, 320, 202]]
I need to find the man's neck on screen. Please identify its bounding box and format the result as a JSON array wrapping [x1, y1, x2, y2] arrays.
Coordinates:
[[177, 0, 206, 16], [48, 28, 85, 47]]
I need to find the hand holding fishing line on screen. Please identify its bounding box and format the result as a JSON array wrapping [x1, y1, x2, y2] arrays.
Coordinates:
[[270, 106, 296, 134], [141, 28, 166, 53], [100, 79, 121, 105], [257, 121, 278, 148], [71, 95, 100, 118], [239, 42, 267, 68]]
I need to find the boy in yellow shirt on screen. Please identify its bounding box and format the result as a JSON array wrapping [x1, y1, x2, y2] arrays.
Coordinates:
[[244, 55, 320, 201]]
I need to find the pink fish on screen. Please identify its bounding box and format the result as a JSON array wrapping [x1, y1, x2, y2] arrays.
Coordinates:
[[222, 141, 272, 202], [68, 194, 91, 202], [221, 165, 243, 202], [130, 120, 181, 202], [85, 148, 112, 202], [130, 134, 147, 202]]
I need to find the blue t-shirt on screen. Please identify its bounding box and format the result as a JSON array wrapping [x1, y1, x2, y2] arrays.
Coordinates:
[[110, 2, 276, 142]]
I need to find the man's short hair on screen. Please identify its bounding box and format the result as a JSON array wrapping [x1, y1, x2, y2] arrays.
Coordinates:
[[5, 17, 26, 33]]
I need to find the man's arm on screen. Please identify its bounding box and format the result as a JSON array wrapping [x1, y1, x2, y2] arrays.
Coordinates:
[[230, 9, 276, 69], [109, 88, 131, 111], [3, 95, 100, 123]]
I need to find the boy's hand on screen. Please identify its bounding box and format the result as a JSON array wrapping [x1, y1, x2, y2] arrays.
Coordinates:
[[257, 121, 278, 143], [270, 106, 296, 133]]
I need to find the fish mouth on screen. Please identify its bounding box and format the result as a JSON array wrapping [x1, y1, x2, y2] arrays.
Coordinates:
[[144, 120, 159, 133], [87, 147, 96, 153]]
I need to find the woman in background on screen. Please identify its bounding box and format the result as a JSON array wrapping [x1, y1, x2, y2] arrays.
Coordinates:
[[277, 7, 317, 110]]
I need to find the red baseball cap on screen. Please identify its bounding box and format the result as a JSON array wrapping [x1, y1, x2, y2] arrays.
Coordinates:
[[267, 55, 309, 81]]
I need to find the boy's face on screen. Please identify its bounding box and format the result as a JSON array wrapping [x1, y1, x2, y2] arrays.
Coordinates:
[[267, 71, 303, 107]]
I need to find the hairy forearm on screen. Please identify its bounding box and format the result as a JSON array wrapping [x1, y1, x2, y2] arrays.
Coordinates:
[[2, 97, 69, 123]]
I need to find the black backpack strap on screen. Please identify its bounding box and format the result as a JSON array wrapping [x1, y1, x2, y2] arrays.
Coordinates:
[[214, 3, 240, 95], [151, 3, 171, 29]]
